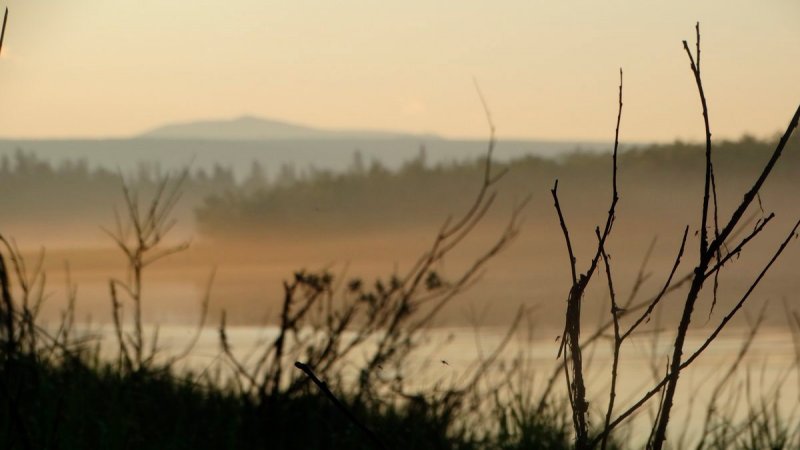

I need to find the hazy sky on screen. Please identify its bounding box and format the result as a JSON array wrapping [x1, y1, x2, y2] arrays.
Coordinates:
[[0, 1, 797, 141]]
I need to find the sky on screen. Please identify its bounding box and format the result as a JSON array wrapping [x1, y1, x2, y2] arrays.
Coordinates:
[[0, 1, 797, 141]]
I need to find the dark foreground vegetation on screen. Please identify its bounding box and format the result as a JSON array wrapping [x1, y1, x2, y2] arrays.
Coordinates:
[[0, 353, 571, 449]]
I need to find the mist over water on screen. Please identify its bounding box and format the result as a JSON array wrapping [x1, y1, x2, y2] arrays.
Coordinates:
[[6, 134, 799, 331]]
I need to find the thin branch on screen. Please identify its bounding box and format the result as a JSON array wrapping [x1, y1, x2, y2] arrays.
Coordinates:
[[683, 23, 713, 260], [596, 218, 800, 446], [598, 230, 620, 450], [622, 226, 689, 341], [707, 102, 800, 259], [551, 180, 578, 287], [169, 268, 215, 364], [703, 213, 775, 279], [0, 8, 8, 56], [294, 361, 388, 450]]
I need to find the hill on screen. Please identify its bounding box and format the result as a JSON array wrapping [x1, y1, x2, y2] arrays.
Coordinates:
[[138, 115, 442, 141]]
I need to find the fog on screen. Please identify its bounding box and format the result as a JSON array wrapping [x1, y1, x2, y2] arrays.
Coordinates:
[[6, 135, 799, 336]]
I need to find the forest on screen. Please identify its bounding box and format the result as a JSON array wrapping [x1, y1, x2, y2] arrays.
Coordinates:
[[2, 134, 797, 241]]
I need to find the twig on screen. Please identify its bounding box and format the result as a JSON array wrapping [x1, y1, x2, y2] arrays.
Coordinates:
[[598, 232, 619, 450], [594, 218, 800, 447], [0, 8, 8, 56], [294, 361, 389, 450], [553, 67, 624, 450], [622, 226, 689, 341], [650, 22, 800, 447]]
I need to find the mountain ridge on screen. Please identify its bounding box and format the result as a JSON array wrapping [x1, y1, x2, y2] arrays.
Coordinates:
[[139, 115, 442, 141]]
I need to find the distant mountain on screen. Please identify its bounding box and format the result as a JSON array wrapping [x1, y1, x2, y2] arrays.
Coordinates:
[[139, 115, 441, 141]]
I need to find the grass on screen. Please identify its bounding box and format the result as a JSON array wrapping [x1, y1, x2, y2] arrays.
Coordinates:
[[0, 349, 580, 450]]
